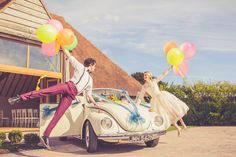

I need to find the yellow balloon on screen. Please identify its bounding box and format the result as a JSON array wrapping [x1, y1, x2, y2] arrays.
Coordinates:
[[167, 48, 184, 66], [36, 24, 58, 43]]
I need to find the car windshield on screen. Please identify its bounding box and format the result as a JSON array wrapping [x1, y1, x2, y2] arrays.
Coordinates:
[[92, 89, 132, 105]]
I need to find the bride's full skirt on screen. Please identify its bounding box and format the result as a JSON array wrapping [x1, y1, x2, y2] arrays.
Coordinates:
[[151, 91, 189, 129]]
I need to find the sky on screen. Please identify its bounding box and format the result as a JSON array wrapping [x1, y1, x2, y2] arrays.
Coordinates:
[[45, 0, 236, 84]]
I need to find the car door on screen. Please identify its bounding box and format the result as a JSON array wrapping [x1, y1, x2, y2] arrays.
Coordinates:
[[39, 96, 85, 137]]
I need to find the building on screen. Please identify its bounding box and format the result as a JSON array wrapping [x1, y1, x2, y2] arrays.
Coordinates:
[[0, 0, 141, 130]]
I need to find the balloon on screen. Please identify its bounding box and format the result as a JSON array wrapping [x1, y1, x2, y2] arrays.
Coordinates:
[[57, 29, 74, 46], [173, 61, 189, 77], [65, 36, 78, 51], [41, 42, 57, 57], [180, 42, 196, 60], [167, 48, 184, 66], [163, 41, 177, 55], [47, 19, 63, 31], [36, 24, 58, 43]]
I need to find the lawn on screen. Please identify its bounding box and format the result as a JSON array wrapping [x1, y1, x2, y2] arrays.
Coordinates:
[[167, 126, 193, 131]]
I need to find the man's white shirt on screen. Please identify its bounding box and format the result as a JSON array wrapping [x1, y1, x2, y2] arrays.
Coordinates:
[[68, 56, 93, 96]]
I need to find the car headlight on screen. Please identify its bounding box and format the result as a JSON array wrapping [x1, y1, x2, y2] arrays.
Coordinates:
[[101, 117, 112, 129], [154, 115, 163, 127]]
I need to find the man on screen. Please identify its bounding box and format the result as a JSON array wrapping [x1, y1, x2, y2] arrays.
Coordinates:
[[8, 49, 98, 149]]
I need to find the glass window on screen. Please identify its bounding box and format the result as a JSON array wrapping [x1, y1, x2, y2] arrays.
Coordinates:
[[0, 38, 27, 67], [29, 45, 61, 72], [92, 89, 132, 105]]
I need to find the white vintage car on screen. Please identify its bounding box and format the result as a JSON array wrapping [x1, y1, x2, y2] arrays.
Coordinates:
[[40, 88, 166, 152]]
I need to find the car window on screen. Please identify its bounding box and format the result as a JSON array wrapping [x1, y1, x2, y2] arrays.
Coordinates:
[[92, 94, 108, 103], [92, 89, 131, 104]]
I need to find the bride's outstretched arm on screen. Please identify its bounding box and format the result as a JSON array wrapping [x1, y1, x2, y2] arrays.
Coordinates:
[[155, 66, 172, 83], [135, 86, 146, 105]]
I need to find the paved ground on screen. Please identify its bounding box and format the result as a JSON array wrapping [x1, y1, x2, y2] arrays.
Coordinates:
[[2, 127, 236, 157]]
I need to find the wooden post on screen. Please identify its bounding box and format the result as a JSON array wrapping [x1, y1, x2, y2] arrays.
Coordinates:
[[26, 44, 30, 68]]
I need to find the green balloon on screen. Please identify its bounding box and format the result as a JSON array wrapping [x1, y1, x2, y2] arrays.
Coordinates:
[[65, 36, 78, 51], [167, 48, 184, 66], [36, 24, 58, 43]]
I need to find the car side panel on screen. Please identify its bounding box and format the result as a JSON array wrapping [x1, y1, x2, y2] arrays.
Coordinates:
[[39, 101, 84, 137]]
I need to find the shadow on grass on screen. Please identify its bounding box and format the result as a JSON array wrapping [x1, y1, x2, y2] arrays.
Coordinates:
[[0, 142, 44, 155], [48, 137, 167, 155], [167, 126, 194, 131]]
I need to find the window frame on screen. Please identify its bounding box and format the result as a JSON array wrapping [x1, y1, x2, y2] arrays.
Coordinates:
[[0, 36, 63, 79]]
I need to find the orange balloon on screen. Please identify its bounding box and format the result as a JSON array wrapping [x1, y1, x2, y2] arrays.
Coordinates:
[[163, 41, 177, 55], [57, 29, 74, 46]]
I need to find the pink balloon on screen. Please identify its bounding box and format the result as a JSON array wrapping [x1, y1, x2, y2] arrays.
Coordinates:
[[41, 42, 57, 57], [47, 19, 63, 31], [173, 61, 189, 77], [180, 42, 196, 60]]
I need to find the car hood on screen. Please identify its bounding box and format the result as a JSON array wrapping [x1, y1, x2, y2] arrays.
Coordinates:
[[98, 103, 151, 132]]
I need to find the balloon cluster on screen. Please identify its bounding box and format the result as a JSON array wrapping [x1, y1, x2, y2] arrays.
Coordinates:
[[36, 19, 78, 56], [164, 41, 196, 78]]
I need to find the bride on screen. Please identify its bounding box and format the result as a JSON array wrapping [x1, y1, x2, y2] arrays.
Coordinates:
[[136, 67, 189, 136]]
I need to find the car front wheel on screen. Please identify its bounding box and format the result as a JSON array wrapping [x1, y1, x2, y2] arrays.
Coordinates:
[[145, 138, 159, 147], [84, 121, 98, 153]]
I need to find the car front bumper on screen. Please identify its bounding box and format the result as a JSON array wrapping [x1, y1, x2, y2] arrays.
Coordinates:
[[97, 130, 166, 142]]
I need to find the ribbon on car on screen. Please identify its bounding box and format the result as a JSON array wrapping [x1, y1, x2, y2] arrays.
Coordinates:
[[120, 88, 146, 124], [140, 103, 150, 108], [94, 90, 145, 125], [42, 100, 80, 118], [129, 111, 146, 124]]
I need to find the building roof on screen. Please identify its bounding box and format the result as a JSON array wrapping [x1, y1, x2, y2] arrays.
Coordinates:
[[0, 0, 51, 42], [0, 0, 142, 96], [52, 14, 142, 95], [0, 0, 11, 10]]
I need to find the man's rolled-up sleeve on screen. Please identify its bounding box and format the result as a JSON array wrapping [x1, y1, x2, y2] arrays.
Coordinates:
[[68, 56, 84, 71]]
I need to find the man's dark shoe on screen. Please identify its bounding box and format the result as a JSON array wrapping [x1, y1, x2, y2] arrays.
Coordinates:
[[8, 95, 21, 105], [40, 136, 51, 149]]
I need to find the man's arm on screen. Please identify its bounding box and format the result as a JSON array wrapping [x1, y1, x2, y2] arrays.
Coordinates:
[[63, 48, 72, 58], [86, 81, 99, 107], [63, 49, 84, 70], [87, 94, 99, 107]]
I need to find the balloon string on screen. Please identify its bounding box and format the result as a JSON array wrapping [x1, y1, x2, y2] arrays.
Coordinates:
[[175, 66, 194, 92]]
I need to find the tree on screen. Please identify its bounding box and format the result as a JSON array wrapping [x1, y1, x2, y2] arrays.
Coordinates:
[[131, 72, 145, 84]]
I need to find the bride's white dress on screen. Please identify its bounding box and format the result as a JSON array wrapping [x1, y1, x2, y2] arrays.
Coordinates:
[[138, 79, 189, 129]]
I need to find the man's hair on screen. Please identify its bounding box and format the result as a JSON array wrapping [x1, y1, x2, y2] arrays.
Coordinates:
[[84, 58, 96, 67]]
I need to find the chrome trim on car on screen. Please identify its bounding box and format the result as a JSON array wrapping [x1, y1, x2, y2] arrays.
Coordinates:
[[97, 130, 166, 141]]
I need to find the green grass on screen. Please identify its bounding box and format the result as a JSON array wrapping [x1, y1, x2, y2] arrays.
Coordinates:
[[167, 126, 193, 131]]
